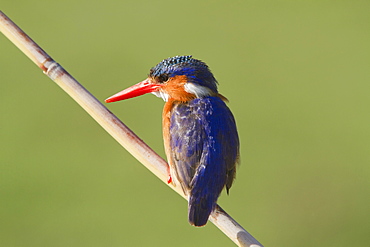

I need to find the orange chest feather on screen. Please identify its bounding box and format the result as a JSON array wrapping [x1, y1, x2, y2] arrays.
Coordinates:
[[162, 100, 175, 165], [161, 76, 197, 164]]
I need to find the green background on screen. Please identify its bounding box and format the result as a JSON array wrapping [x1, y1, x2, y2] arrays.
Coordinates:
[[1, 1, 369, 246]]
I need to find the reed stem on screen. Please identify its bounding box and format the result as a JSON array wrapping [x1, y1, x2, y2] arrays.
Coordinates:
[[0, 11, 263, 247]]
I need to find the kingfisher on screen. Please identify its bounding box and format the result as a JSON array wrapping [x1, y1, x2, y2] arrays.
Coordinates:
[[105, 55, 239, 227]]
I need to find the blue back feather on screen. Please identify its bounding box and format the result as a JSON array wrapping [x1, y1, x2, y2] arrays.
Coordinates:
[[169, 97, 239, 226]]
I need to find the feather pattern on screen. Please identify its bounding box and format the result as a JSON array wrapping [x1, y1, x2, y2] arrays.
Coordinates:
[[106, 55, 240, 227], [166, 96, 239, 226]]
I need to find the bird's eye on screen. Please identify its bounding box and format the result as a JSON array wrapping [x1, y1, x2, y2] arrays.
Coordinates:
[[157, 73, 169, 83]]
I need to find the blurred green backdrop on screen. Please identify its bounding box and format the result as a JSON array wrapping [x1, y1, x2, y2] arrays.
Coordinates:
[[1, 1, 370, 246]]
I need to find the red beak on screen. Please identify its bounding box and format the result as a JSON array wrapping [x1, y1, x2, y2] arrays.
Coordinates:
[[105, 78, 162, 103]]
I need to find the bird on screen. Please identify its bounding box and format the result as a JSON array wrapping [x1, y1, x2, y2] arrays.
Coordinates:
[[105, 55, 239, 227]]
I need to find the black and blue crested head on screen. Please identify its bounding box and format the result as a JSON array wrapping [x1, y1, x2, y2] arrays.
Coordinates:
[[149, 55, 218, 93]]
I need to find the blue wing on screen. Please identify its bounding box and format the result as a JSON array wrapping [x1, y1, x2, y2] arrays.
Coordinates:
[[169, 96, 239, 226]]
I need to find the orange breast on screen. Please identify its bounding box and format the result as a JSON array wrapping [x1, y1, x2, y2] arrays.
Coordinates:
[[161, 75, 195, 167], [162, 99, 173, 164], [161, 76, 197, 181]]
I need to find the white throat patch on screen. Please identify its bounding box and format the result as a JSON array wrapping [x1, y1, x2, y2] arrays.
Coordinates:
[[152, 91, 169, 102], [184, 83, 213, 98]]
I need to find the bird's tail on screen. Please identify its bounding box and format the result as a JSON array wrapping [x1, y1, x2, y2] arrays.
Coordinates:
[[187, 162, 227, 227], [188, 189, 218, 227], [188, 196, 214, 227]]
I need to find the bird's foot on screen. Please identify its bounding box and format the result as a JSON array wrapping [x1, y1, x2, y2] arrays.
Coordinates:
[[166, 166, 172, 184], [167, 175, 172, 184]]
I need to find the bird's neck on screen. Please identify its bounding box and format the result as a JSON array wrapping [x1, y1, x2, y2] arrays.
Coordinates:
[[161, 75, 196, 103]]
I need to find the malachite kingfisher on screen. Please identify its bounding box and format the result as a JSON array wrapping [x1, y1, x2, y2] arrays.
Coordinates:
[[105, 55, 240, 227]]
